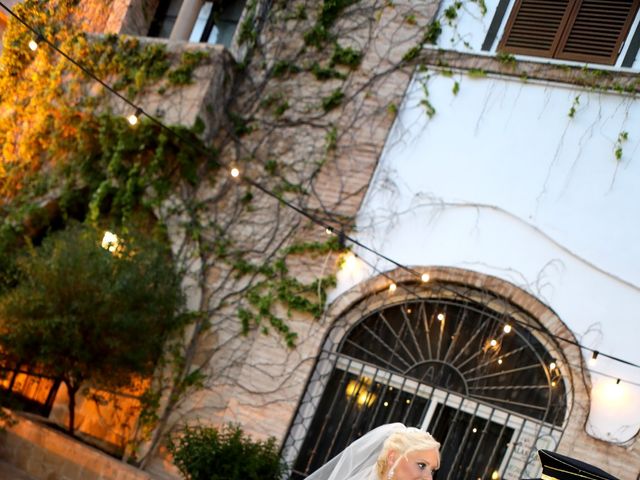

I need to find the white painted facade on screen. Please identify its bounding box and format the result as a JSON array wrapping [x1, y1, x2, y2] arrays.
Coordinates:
[[332, 1, 640, 444]]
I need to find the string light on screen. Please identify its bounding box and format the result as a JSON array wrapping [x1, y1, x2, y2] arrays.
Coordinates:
[[421, 273, 430, 282], [489, 339, 498, 348], [340, 252, 358, 271], [437, 313, 445, 321], [503, 324, 512, 334], [549, 361, 557, 370], [3, 1, 639, 387], [101, 231, 119, 253], [127, 107, 142, 126], [590, 351, 599, 365], [230, 167, 240, 178], [325, 227, 333, 235], [28, 39, 38, 51], [498, 358, 503, 365], [389, 283, 397, 292]]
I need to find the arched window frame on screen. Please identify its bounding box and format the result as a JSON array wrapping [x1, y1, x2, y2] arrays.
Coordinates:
[[282, 269, 578, 480]]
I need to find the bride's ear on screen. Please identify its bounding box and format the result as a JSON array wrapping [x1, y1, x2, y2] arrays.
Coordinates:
[[386, 449, 397, 466]]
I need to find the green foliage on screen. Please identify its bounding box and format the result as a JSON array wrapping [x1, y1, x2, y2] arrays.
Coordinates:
[[260, 92, 289, 117], [271, 60, 302, 78], [418, 77, 436, 118], [614, 131, 629, 161], [471, 0, 488, 15], [310, 61, 346, 80], [325, 126, 338, 151], [452, 81, 460, 96], [229, 112, 254, 136], [284, 3, 308, 21], [264, 159, 279, 175], [423, 20, 442, 45], [467, 68, 486, 78], [330, 43, 363, 69], [304, 24, 330, 47], [496, 52, 516, 67], [0, 223, 185, 433], [304, 0, 359, 47], [318, 0, 359, 29], [403, 19, 442, 63], [168, 424, 286, 480], [233, 237, 340, 347], [568, 95, 580, 118], [237, 0, 259, 47], [168, 51, 209, 86], [443, 2, 462, 24], [402, 45, 422, 63], [321, 89, 345, 111]]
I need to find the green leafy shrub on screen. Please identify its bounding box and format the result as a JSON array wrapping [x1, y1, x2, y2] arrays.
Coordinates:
[[168, 424, 286, 480]]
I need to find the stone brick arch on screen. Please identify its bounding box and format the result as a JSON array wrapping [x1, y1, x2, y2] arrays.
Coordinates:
[[283, 266, 589, 479]]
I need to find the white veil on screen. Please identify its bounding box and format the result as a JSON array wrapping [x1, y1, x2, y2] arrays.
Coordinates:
[[303, 423, 407, 480]]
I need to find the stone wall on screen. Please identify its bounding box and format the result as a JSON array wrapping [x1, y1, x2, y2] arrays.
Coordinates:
[[0, 412, 151, 480]]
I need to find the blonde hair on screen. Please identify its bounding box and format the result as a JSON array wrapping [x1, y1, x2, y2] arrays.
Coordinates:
[[375, 428, 440, 478]]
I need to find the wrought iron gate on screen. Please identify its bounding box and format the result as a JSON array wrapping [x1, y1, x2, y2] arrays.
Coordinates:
[[283, 284, 569, 480]]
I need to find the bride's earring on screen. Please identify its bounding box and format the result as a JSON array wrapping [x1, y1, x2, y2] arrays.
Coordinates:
[[387, 467, 395, 480]]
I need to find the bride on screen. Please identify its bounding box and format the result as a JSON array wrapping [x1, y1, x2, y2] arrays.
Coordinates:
[[304, 423, 440, 480]]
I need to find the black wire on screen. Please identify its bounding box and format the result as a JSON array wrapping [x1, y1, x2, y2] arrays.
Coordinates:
[[2, 1, 639, 377]]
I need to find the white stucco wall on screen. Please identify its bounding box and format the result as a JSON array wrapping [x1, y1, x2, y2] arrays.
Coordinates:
[[332, 71, 640, 444]]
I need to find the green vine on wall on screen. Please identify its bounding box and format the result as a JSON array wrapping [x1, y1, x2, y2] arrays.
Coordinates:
[[614, 131, 629, 161]]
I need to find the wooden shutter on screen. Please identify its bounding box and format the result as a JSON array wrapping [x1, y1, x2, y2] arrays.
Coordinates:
[[556, 0, 640, 64], [498, 0, 574, 57]]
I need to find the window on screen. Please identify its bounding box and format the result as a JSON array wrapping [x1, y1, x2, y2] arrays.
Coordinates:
[[190, 0, 247, 47], [148, 0, 182, 39], [283, 283, 569, 480], [148, 0, 248, 49], [498, 0, 640, 65]]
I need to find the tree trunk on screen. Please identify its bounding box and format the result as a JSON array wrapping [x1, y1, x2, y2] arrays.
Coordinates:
[[64, 379, 79, 435]]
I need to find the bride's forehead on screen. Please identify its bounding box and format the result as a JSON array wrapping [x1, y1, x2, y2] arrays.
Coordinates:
[[405, 449, 439, 462]]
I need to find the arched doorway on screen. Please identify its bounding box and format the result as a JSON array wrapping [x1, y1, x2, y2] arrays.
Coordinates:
[[283, 274, 572, 480]]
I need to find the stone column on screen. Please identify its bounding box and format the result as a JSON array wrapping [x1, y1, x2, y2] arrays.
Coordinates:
[[169, 0, 204, 41]]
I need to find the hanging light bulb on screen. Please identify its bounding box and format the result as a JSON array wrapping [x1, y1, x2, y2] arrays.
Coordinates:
[[101, 231, 120, 254], [437, 313, 445, 321], [127, 108, 143, 126], [389, 283, 397, 292], [503, 324, 512, 334], [590, 351, 599, 365], [490, 339, 498, 347], [28, 39, 38, 51], [421, 273, 430, 283], [230, 167, 240, 178], [549, 361, 557, 370], [340, 252, 358, 271]]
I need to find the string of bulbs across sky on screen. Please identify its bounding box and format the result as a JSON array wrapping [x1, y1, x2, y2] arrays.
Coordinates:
[[1, 1, 639, 389]]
